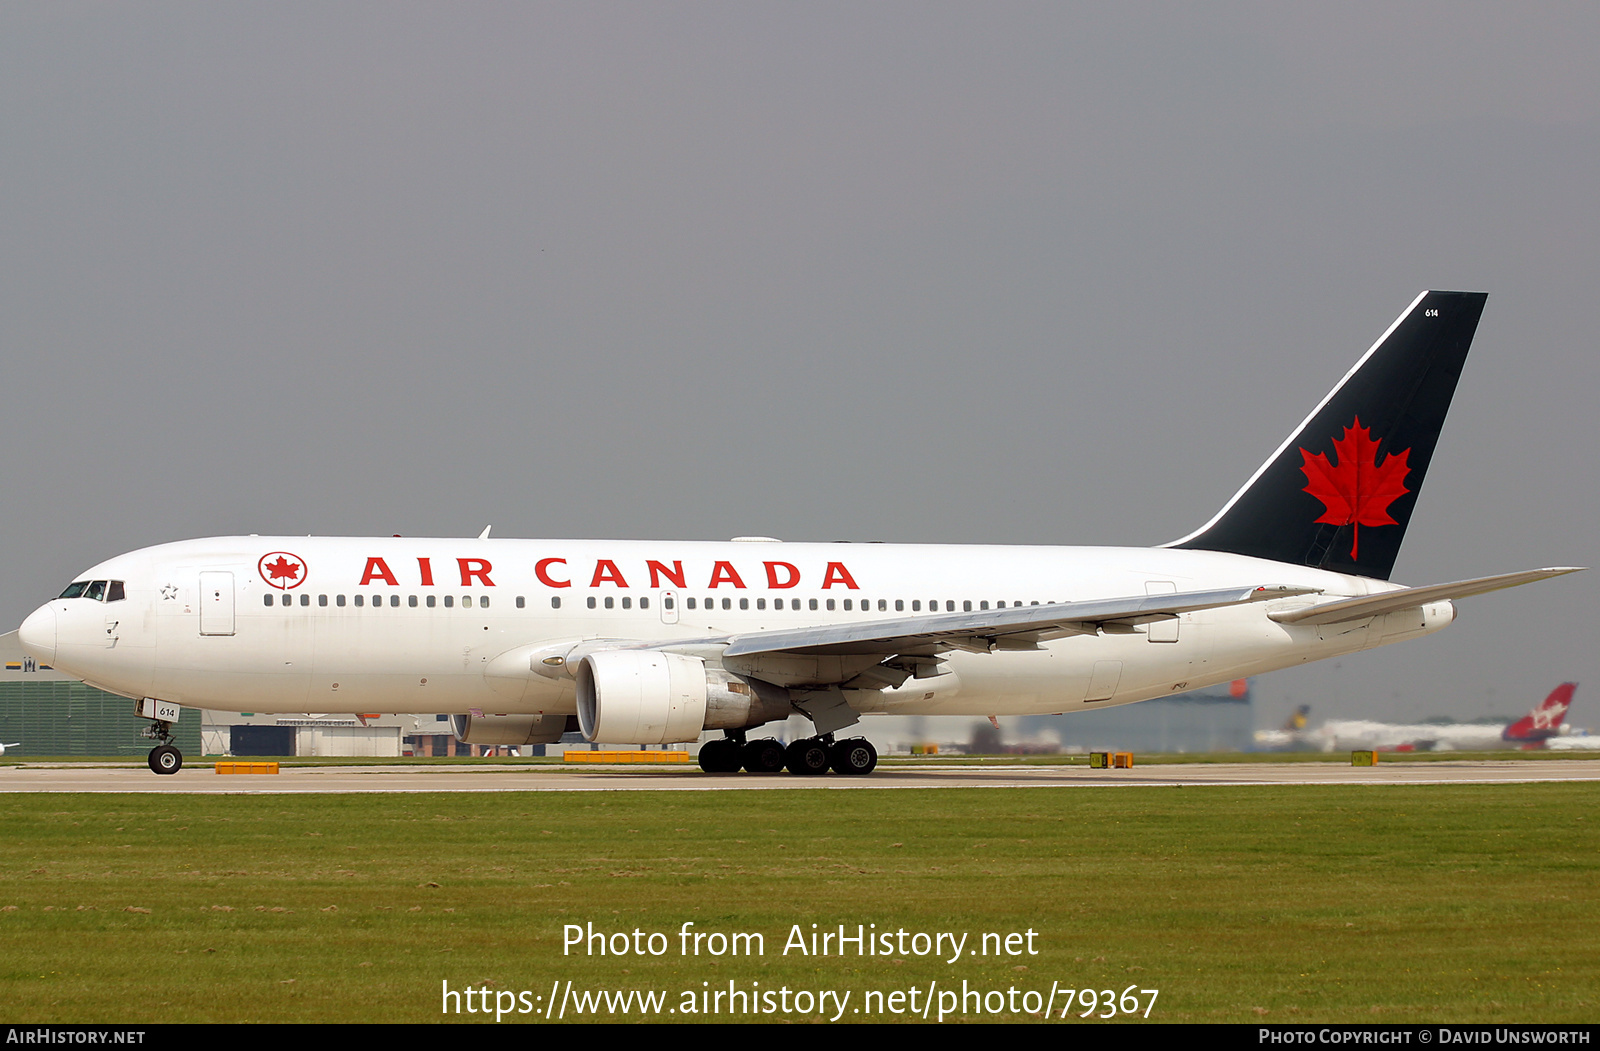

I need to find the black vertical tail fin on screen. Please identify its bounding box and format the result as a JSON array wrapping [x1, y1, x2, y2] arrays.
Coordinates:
[[1167, 290, 1488, 580]]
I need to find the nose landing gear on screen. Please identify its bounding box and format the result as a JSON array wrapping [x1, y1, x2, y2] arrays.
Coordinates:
[[140, 716, 183, 775], [147, 744, 183, 775]]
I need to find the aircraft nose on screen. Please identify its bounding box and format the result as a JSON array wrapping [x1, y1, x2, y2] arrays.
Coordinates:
[[18, 604, 57, 665]]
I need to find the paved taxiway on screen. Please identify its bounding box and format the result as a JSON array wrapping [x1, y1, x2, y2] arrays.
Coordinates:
[[2, 759, 1598, 793]]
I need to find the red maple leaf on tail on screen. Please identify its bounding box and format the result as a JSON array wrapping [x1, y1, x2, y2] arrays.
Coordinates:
[[1299, 417, 1411, 561]]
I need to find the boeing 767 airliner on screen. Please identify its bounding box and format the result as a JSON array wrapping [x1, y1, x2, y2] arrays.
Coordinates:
[[16, 291, 1582, 775]]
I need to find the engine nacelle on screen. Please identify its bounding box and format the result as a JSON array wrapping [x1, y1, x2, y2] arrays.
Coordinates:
[[576, 650, 710, 744], [450, 712, 577, 745]]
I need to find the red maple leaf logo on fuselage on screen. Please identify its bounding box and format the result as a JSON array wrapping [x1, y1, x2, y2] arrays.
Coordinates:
[[265, 557, 301, 583], [1299, 417, 1411, 562]]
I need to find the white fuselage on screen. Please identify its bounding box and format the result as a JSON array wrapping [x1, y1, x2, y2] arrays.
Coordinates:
[[17, 536, 1453, 723]]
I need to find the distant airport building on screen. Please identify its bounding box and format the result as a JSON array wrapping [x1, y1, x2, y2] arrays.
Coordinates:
[[851, 679, 1255, 755], [1013, 679, 1254, 753], [0, 634, 201, 757], [203, 711, 482, 757]]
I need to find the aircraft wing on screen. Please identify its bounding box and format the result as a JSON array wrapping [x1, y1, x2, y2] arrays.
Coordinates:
[[1266, 567, 1584, 627], [721, 584, 1315, 659]]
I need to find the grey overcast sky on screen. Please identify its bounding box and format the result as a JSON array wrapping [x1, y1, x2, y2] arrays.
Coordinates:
[[2, 3, 1595, 726]]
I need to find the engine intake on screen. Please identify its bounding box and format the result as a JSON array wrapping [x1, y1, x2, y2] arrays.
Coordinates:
[[576, 650, 710, 744]]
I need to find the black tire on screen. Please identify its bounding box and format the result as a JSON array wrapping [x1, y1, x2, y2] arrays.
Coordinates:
[[785, 738, 830, 776], [148, 745, 183, 775], [697, 740, 737, 773], [742, 739, 786, 774], [829, 738, 878, 776], [700, 739, 748, 771]]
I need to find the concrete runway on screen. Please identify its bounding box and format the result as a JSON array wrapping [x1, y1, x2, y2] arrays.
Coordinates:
[[2, 758, 1599, 793]]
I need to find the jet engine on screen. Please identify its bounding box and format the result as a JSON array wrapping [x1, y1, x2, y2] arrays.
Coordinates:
[[575, 650, 790, 744], [449, 712, 577, 745]]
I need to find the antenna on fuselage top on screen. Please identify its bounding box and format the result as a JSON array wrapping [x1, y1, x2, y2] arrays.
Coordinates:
[[478, 525, 492, 540]]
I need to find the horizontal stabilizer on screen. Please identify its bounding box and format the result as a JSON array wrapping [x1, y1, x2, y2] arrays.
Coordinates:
[[1267, 567, 1585, 626]]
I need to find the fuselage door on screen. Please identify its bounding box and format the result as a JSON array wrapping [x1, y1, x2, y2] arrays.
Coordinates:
[[199, 571, 236, 636], [659, 590, 680, 625]]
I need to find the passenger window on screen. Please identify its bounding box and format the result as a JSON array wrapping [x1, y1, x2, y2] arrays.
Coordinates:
[[895, 599, 904, 612], [586, 596, 596, 609], [964, 600, 972, 612], [809, 598, 818, 611], [319, 595, 328, 607], [371, 595, 381, 606], [282, 594, 292, 606], [444, 595, 454, 608], [721, 598, 731, 610], [980, 601, 989, 610], [756, 598, 766, 610], [408, 595, 418, 608], [946, 601, 955, 612], [301, 594, 310, 607], [480, 596, 489, 609], [336, 595, 346, 607], [262, 595, 273, 607], [640, 597, 649, 610], [426, 595, 436, 608], [390, 595, 400, 608], [516, 596, 525, 609], [739, 598, 749, 610], [463, 596, 473, 609], [686, 597, 696, 609], [826, 599, 835, 611], [912, 600, 921, 611], [551, 597, 561, 609], [665, 597, 675, 610], [604, 597, 614, 609], [843, 599, 853, 611], [355, 595, 364, 607], [107, 581, 126, 603], [621, 596, 631, 610], [878, 599, 887, 611]]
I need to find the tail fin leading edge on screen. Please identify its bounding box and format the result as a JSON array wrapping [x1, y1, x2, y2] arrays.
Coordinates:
[[1168, 290, 1488, 580]]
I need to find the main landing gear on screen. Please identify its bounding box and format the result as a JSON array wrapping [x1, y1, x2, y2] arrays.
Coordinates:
[[142, 718, 183, 775], [697, 733, 876, 776]]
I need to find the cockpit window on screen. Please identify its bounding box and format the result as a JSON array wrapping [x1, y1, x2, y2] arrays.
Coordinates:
[[57, 580, 124, 601]]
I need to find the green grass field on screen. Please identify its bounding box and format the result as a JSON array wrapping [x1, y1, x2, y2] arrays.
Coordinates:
[[2, 784, 1596, 1023]]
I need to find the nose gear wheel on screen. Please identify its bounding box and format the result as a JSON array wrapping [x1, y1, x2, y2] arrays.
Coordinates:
[[148, 745, 183, 775]]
